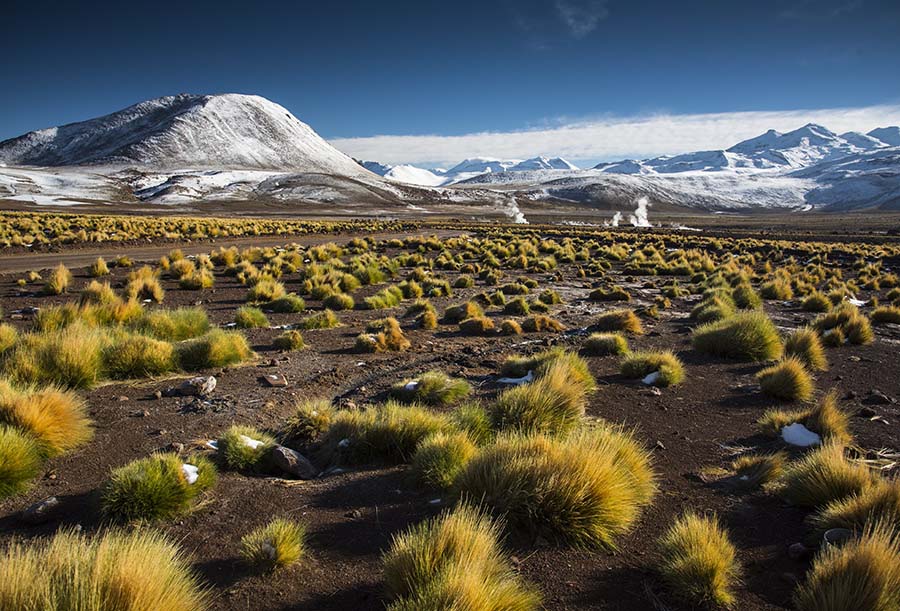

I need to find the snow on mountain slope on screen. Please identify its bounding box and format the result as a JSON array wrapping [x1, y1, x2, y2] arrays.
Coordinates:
[[869, 127, 900, 147], [0, 94, 368, 175], [509, 157, 579, 171], [382, 165, 447, 187]]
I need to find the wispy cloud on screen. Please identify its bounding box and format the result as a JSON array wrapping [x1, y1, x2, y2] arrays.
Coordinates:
[[329, 104, 900, 166], [554, 0, 609, 38], [779, 0, 864, 20]]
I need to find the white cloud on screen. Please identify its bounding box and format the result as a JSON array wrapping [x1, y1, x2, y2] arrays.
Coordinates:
[[329, 104, 900, 167], [555, 0, 609, 38]]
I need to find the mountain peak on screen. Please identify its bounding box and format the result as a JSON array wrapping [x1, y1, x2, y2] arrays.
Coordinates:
[[0, 93, 366, 174], [868, 126, 900, 147]]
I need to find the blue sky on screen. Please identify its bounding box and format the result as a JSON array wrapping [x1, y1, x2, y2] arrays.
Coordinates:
[[3, 0, 900, 165]]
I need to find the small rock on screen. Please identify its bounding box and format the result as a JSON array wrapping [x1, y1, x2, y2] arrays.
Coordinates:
[[262, 374, 288, 388], [848, 355, 862, 362], [270, 445, 318, 479], [648, 387, 662, 396], [266, 358, 278, 367], [345, 509, 362, 519], [788, 542, 810, 560], [865, 390, 895, 405], [153, 390, 163, 400], [176, 376, 216, 397], [856, 406, 878, 418], [21, 496, 60, 525], [117, 395, 129, 402], [655, 440, 666, 450], [845, 391, 857, 400], [164, 442, 185, 454]]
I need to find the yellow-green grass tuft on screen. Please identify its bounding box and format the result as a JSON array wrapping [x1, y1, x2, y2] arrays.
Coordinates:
[[693, 311, 783, 362], [89, 256, 110, 277], [658, 512, 740, 608], [42, 263, 73, 295], [793, 522, 900, 611], [458, 316, 496, 336], [779, 442, 874, 508], [758, 391, 851, 446], [500, 347, 596, 393], [4, 323, 107, 389], [521, 315, 564, 332], [240, 518, 308, 570], [583, 332, 628, 356], [620, 350, 685, 387], [320, 401, 449, 464], [322, 292, 354, 311], [0, 424, 43, 499], [0, 381, 93, 456], [411, 431, 477, 489], [217, 425, 276, 471], [383, 504, 540, 611], [247, 278, 286, 303], [356, 317, 410, 352], [390, 370, 472, 407], [0, 528, 210, 610], [282, 399, 334, 445], [500, 319, 523, 335], [267, 293, 306, 313], [730, 452, 786, 490], [298, 308, 340, 330], [593, 309, 643, 334], [125, 265, 165, 302], [104, 332, 177, 379], [451, 402, 494, 446], [491, 360, 590, 435], [871, 305, 900, 325], [455, 427, 656, 548], [235, 306, 269, 328], [813, 303, 874, 345], [785, 326, 828, 371], [0, 323, 18, 355], [809, 478, 900, 541], [177, 329, 254, 370], [101, 453, 217, 521], [273, 329, 306, 351], [444, 301, 484, 324], [137, 308, 210, 341], [757, 357, 815, 401]]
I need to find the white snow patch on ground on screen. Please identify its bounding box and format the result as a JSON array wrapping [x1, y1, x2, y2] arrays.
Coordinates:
[[781, 423, 821, 447]]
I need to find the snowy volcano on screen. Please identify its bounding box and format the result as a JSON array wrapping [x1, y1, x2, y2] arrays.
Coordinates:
[[0, 94, 367, 175]]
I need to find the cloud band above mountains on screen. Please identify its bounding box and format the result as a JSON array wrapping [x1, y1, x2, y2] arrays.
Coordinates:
[[330, 104, 900, 166]]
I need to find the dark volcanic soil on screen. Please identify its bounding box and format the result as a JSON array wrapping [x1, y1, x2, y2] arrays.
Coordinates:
[[1, 229, 899, 611]]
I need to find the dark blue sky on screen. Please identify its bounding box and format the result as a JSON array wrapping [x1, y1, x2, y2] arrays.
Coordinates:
[[3, 0, 899, 144]]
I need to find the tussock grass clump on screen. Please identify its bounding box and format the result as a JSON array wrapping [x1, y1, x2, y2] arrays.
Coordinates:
[[177, 329, 254, 370], [282, 399, 335, 445], [235, 306, 269, 328], [390, 371, 472, 407], [411, 431, 477, 490], [779, 442, 874, 508], [732, 283, 762, 309], [761, 278, 794, 300], [139, 307, 210, 341], [273, 329, 306, 351], [759, 391, 851, 445], [323, 292, 354, 311], [793, 522, 900, 611], [785, 327, 828, 371], [241, 518, 308, 570], [492, 361, 590, 435], [757, 357, 814, 401], [0, 424, 43, 498], [583, 332, 628, 356], [451, 402, 493, 446], [89, 256, 110, 277], [364, 285, 403, 310], [320, 401, 448, 464], [356, 317, 410, 352], [43, 263, 73, 295], [247, 278, 286, 303], [101, 453, 217, 521], [459, 316, 496, 336], [521, 315, 564, 332], [105, 332, 177, 379], [456, 427, 656, 548], [538, 288, 562, 304], [499, 348, 597, 392], [500, 319, 523, 335], [0, 324, 17, 355], [4, 323, 107, 389], [871, 305, 900, 325], [809, 479, 900, 540], [620, 350, 685, 387], [589, 286, 631, 302], [802, 292, 833, 312], [382, 505, 540, 611], [503, 296, 531, 316], [692, 311, 783, 361], [730, 452, 786, 489], [298, 308, 340, 330], [658, 512, 740, 608], [125, 265, 165, 302], [79, 280, 120, 306], [444, 301, 483, 324], [217, 425, 276, 472], [593, 309, 643, 334], [813, 303, 874, 345], [690, 294, 736, 324], [267, 293, 306, 313], [0, 528, 210, 610]]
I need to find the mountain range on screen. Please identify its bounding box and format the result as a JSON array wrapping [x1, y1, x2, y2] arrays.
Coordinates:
[[1, 93, 898, 214]]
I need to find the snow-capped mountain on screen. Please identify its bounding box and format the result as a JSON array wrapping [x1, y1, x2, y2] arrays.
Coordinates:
[[359, 156, 580, 186], [0, 94, 368, 176], [869, 126, 900, 147]]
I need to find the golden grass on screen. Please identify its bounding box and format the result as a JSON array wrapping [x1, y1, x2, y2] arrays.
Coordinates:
[[779, 442, 874, 508], [758, 391, 851, 445], [0, 528, 209, 610], [390, 370, 472, 407], [0, 323, 17, 355], [793, 522, 900, 611], [785, 326, 828, 371], [273, 329, 306, 351], [730, 452, 786, 490], [658, 512, 740, 608], [0, 380, 92, 456], [455, 427, 656, 548], [459, 316, 496, 336], [521, 315, 564, 332], [0, 424, 43, 499], [491, 360, 589, 435], [217, 425, 276, 471], [4, 323, 108, 389], [757, 357, 815, 401], [809, 479, 900, 539], [42, 263, 72, 295], [411, 431, 477, 490], [177, 329, 254, 370], [383, 505, 540, 611], [692, 311, 783, 362], [282, 399, 335, 445], [620, 350, 685, 387], [593, 309, 644, 334], [241, 518, 307, 570], [125, 265, 165, 303], [234, 306, 269, 328], [583, 332, 628, 356]]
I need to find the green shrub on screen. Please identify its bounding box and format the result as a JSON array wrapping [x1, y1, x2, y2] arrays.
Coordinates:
[[101, 453, 217, 521], [241, 518, 307, 570], [692, 311, 783, 361], [620, 350, 685, 387], [658, 513, 740, 608]]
